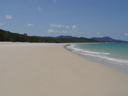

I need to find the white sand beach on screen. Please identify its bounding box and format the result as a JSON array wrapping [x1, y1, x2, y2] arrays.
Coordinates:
[[0, 42, 128, 96]]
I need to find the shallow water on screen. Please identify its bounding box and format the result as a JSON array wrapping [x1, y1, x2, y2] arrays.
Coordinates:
[[66, 43, 128, 72]]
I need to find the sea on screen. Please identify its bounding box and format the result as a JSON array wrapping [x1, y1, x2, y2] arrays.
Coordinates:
[[66, 43, 128, 73]]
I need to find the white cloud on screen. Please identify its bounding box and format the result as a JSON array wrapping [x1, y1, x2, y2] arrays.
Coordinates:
[[66, 26, 70, 29], [48, 24, 79, 34], [26, 23, 34, 27], [5, 15, 12, 19], [48, 29, 58, 33], [0, 23, 3, 26], [87, 32, 91, 34], [38, 6, 41, 12], [72, 25, 77, 30], [124, 33, 128, 36], [62, 30, 68, 33], [72, 25, 77, 31], [96, 32, 100, 35], [0, 23, 5, 26], [53, 0, 57, 2], [48, 29, 54, 33], [50, 23, 64, 28]]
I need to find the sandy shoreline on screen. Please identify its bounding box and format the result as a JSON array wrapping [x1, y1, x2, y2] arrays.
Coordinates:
[[0, 42, 128, 96]]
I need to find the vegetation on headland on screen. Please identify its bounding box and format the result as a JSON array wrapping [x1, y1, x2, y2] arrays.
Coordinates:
[[0, 29, 97, 43], [92, 37, 127, 42]]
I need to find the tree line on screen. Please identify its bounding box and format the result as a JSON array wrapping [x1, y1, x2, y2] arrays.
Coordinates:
[[0, 29, 97, 43]]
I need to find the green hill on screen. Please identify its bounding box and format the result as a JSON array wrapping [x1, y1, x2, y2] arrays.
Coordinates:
[[0, 29, 97, 43]]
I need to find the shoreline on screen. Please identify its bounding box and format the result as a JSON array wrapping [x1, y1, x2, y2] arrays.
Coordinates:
[[0, 42, 128, 96], [65, 43, 128, 73]]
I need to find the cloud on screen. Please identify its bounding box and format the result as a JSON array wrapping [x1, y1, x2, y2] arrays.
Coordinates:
[[26, 23, 34, 27], [5, 15, 12, 19], [0, 23, 5, 26], [62, 30, 68, 33], [66, 26, 70, 29], [48, 29, 58, 33], [124, 33, 128, 36], [48, 23, 79, 34], [50, 23, 64, 28], [38, 6, 41, 12], [87, 32, 91, 34], [72, 25, 77, 29], [53, 0, 57, 2], [0, 23, 3, 26], [48, 29, 54, 33], [72, 25, 77, 31], [96, 32, 100, 35]]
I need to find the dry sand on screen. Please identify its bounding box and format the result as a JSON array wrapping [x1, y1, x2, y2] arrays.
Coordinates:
[[0, 42, 128, 96]]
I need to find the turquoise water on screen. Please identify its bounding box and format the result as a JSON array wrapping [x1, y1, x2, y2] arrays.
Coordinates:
[[66, 43, 128, 70]]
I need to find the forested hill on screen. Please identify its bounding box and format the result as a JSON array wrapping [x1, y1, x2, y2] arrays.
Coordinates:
[[0, 29, 97, 43]]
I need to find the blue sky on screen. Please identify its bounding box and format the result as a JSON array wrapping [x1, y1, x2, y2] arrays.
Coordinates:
[[0, 0, 127, 41]]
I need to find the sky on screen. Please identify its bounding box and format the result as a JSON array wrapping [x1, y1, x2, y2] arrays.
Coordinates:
[[0, 0, 128, 41]]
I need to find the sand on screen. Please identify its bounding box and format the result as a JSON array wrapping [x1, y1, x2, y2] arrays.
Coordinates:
[[0, 42, 128, 96]]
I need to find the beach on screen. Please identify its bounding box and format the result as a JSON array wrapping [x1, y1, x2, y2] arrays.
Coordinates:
[[0, 42, 128, 96]]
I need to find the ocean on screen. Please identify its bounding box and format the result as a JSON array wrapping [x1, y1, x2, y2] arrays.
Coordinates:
[[66, 43, 128, 72]]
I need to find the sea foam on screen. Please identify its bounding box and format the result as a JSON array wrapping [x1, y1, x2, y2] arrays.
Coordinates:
[[66, 44, 128, 68]]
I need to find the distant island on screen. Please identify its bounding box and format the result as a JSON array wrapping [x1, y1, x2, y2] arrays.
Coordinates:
[[0, 29, 127, 43], [92, 37, 127, 42]]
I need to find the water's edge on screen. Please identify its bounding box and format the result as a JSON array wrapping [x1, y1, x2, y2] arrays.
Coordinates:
[[64, 44, 128, 73]]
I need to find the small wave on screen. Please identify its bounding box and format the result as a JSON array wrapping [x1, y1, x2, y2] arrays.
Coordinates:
[[66, 44, 128, 66]]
